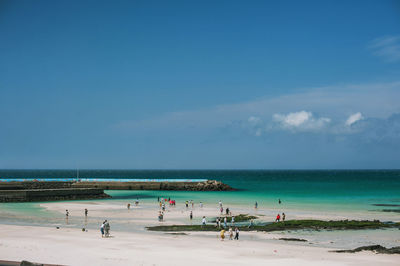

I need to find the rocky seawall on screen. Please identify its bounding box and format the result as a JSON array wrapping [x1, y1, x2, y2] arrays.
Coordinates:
[[0, 180, 234, 191], [0, 180, 233, 202], [0, 188, 110, 202]]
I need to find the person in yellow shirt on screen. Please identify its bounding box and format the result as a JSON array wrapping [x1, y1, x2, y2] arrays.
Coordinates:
[[220, 229, 225, 241]]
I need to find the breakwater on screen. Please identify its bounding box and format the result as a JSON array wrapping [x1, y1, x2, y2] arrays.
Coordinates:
[[0, 188, 110, 202], [0, 180, 234, 191], [0, 180, 233, 202]]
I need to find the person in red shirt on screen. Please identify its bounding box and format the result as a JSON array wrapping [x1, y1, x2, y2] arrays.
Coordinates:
[[275, 214, 281, 222]]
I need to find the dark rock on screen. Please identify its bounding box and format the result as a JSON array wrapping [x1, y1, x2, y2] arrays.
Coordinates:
[[20, 261, 43, 266], [278, 238, 307, 242], [333, 245, 400, 254]]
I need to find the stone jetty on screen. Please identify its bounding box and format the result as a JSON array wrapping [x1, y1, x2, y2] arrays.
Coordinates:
[[0, 179, 234, 202]]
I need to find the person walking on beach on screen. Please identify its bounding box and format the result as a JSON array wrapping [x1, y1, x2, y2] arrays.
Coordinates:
[[282, 212, 286, 222], [234, 227, 239, 240], [276, 213, 281, 222], [248, 219, 254, 228], [190, 211, 193, 221], [225, 207, 229, 215], [228, 227, 233, 240], [65, 210, 69, 218], [104, 220, 110, 237], [231, 216, 235, 225], [185, 201, 189, 208], [202, 216, 206, 227], [255, 201, 258, 209], [220, 229, 225, 241], [84, 208, 88, 217], [100, 221, 105, 238], [127, 203, 130, 210], [224, 217, 227, 228]]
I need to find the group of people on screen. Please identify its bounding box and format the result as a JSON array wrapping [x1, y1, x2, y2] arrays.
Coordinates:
[[275, 212, 286, 222], [215, 215, 235, 228], [100, 220, 111, 237], [220, 227, 240, 240], [126, 198, 140, 210]]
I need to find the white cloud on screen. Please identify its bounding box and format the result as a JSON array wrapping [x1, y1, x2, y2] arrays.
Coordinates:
[[114, 81, 400, 133], [273, 111, 331, 131], [248, 116, 261, 125], [346, 112, 364, 126], [368, 36, 400, 63]]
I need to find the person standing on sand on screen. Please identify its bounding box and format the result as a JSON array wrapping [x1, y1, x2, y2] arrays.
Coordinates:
[[231, 216, 235, 225], [190, 211, 193, 220], [224, 217, 227, 228], [228, 227, 233, 240], [276, 213, 280, 222], [220, 206, 223, 215], [282, 213, 286, 222], [100, 221, 105, 237], [85, 208, 88, 216], [202, 216, 206, 227], [220, 229, 225, 241], [200, 202, 203, 208], [104, 220, 110, 237], [234, 227, 239, 240], [66, 210, 69, 218], [218, 200, 222, 208], [127, 203, 130, 210], [255, 201, 258, 209]]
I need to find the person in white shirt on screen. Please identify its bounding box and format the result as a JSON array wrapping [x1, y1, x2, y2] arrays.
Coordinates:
[[202, 216, 207, 227]]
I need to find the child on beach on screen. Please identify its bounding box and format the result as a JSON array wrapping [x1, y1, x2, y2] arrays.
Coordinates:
[[220, 229, 225, 241], [228, 227, 233, 240]]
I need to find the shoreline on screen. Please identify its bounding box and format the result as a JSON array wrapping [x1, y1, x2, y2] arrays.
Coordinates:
[[0, 224, 398, 266]]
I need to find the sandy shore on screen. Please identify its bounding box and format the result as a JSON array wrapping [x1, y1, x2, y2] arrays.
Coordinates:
[[0, 224, 398, 266], [0, 200, 399, 265]]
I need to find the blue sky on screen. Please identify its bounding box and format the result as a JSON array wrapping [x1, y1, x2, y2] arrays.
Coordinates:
[[1, 0, 400, 169]]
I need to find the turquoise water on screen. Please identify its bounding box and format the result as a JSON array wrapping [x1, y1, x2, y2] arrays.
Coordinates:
[[1, 169, 400, 214]]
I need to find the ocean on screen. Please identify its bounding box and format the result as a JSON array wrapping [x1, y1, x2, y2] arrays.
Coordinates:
[[1, 169, 399, 211]]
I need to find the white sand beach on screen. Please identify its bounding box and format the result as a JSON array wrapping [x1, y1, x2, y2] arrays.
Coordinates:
[[0, 224, 399, 266], [0, 200, 399, 265]]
